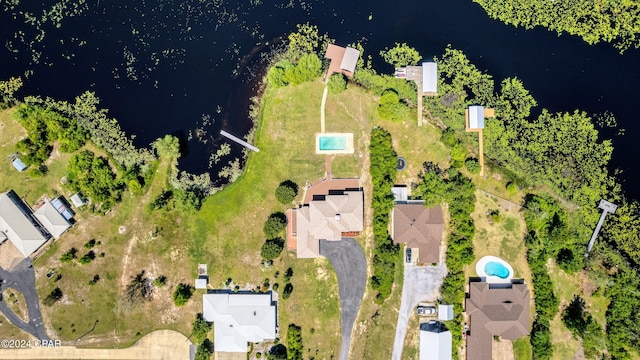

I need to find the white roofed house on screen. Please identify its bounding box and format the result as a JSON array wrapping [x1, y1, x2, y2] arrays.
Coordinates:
[[0, 190, 51, 257], [420, 320, 452, 360], [33, 201, 71, 239], [203, 291, 277, 353]]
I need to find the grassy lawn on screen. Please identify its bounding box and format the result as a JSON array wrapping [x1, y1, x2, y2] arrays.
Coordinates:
[[33, 156, 199, 347], [513, 337, 532, 360]]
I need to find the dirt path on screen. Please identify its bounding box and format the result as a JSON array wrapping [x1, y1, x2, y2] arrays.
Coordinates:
[[119, 158, 170, 290], [0, 330, 191, 360]]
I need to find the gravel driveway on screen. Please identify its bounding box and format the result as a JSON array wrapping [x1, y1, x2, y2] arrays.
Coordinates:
[[319, 238, 366, 360], [391, 263, 447, 360]]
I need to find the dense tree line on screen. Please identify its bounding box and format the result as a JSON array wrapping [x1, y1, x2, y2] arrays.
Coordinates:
[[368, 127, 401, 303], [14, 103, 88, 168], [23, 92, 155, 175], [67, 150, 123, 211], [473, 0, 640, 52], [562, 295, 605, 358], [415, 162, 476, 358]]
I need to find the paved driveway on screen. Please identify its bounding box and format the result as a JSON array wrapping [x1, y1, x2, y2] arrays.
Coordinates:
[[319, 238, 366, 360], [0, 258, 49, 341], [391, 263, 447, 360]]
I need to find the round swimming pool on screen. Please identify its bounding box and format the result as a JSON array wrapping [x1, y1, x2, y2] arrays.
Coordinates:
[[484, 261, 510, 279]]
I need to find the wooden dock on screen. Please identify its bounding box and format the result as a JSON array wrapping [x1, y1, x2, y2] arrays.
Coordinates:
[[220, 130, 259, 152]]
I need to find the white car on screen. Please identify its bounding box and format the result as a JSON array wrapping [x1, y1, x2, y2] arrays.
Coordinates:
[[417, 306, 436, 315]]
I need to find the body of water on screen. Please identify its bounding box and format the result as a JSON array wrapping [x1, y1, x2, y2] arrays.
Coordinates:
[[2, 0, 639, 197]]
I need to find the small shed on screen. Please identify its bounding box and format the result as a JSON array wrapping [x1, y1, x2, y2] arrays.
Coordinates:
[[468, 105, 485, 130], [392, 185, 408, 202], [195, 277, 208, 289], [438, 304, 454, 321], [70, 193, 86, 208], [422, 62, 438, 95], [12, 158, 27, 172]]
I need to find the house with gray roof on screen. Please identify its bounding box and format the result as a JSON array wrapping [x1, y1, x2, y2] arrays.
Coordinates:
[[465, 279, 531, 360], [33, 201, 70, 239], [295, 189, 363, 258], [203, 291, 277, 353], [0, 190, 50, 257], [420, 321, 452, 360]]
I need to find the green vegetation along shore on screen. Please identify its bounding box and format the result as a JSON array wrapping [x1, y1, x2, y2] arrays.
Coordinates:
[[473, 0, 640, 51], [2, 22, 640, 360]]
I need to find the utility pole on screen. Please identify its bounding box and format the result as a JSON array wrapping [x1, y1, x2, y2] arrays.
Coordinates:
[[585, 199, 618, 257]]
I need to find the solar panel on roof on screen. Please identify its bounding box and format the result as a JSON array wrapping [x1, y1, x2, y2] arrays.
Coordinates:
[[51, 198, 63, 210], [61, 209, 74, 221]]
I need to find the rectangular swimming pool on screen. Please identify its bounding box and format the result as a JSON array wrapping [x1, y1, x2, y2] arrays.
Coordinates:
[[319, 135, 348, 150], [315, 133, 354, 154]]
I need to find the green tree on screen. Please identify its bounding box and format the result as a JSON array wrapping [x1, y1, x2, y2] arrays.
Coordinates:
[[267, 344, 287, 360], [286, 23, 322, 62], [261, 239, 285, 260], [194, 339, 213, 360], [173, 283, 194, 306], [191, 313, 212, 344], [286, 324, 303, 360], [380, 43, 421, 68], [465, 158, 480, 174], [43, 287, 63, 306], [264, 212, 287, 239], [378, 90, 409, 122], [327, 73, 347, 94], [275, 180, 298, 204], [152, 135, 181, 159], [282, 283, 294, 300]]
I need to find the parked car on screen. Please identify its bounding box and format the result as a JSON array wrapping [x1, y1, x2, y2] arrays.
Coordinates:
[[417, 306, 436, 315], [405, 248, 412, 263]]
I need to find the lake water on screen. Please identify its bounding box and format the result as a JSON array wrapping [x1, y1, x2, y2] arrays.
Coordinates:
[[2, 0, 639, 198]]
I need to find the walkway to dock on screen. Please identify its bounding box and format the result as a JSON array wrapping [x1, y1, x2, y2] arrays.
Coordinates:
[[220, 130, 259, 152], [320, 86, 328, 133]]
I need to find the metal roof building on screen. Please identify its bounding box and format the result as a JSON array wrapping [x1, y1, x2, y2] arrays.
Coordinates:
[[33, 201, 70, 239], [422, 62, 438, 95], [0, 190, 50, 257], [468, 105, 485, 129], [420, 321, 452, 360], [11, 158, 27, 172], [203, 292, 277, 353]]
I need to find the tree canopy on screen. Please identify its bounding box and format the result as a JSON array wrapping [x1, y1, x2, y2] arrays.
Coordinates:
[[379, 43, 421, 68]]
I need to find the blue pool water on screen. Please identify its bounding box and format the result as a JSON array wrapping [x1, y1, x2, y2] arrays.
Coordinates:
[[485, 262, 510, 279], [319, 136, 347, 151]]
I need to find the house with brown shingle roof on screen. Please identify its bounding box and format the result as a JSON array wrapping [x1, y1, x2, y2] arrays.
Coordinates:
[[294, 189, 363, 258], [391, 203, 444, 265], [465, 279, 531, 360]]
